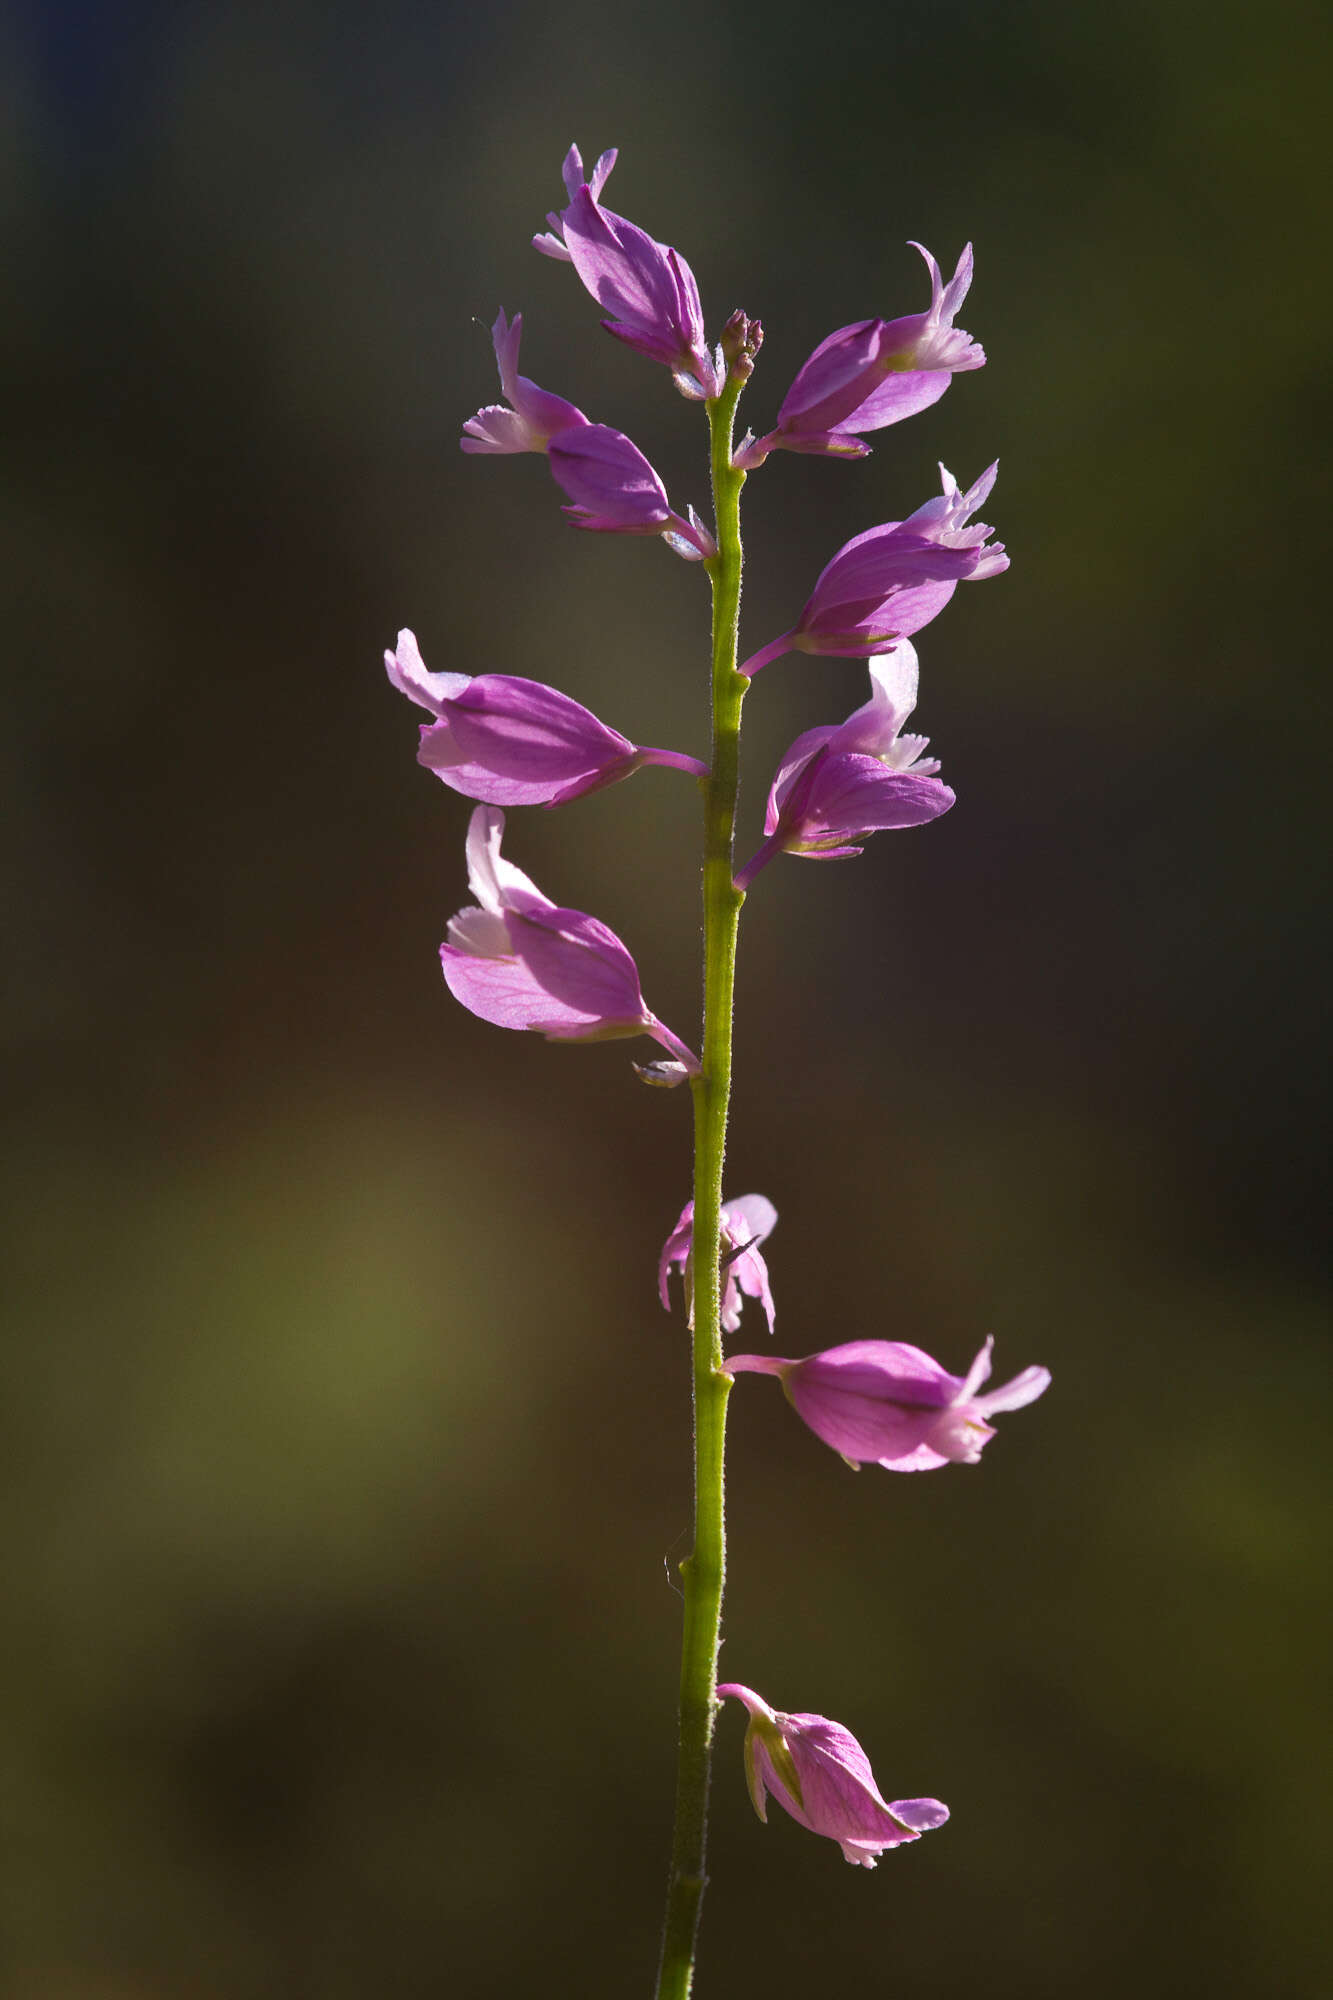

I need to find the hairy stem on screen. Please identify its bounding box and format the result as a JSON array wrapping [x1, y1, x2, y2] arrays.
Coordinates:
[[655, 377, 748, 2000]]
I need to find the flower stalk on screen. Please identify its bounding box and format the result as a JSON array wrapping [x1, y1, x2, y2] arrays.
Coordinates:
[[391, 142, 1043, 1995], [655, 374, 748, 2000]]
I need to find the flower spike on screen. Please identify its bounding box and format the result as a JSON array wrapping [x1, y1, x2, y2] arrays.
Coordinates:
[[390, 151, 1032, 1986]]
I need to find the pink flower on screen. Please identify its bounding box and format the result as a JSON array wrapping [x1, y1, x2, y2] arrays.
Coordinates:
[[658, 1193, 777, 1335], [726, 1336, 1050, 1471], [460, 310, 590, 456], [533, 143, 722, 401], [740, 463, 1008, 673], [385, 631, 706, 807], [531, 142, 619, 256], [716, 1683, 948, 1868], [548, 425, 715, 558], [877, 241, 986, 375], [440, 807, 699, 1067], [734, 643, 954, 887], [735, 243, 984, 469]]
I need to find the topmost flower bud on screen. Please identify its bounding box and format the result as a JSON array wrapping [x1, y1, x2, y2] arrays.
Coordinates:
[[719, 310, 764, 386], [533, 143, 723, 402], [734, 243, 984, 469]]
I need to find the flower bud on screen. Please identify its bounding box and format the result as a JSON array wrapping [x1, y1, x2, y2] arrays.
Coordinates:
[[659, 1194, 777, 1333], [719, 308, 764, 385]]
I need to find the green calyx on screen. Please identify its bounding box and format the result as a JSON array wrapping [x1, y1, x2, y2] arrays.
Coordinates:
[[744, 1712, 804, 1820]]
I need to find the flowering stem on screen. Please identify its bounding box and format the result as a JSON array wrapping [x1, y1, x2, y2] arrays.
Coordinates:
[[655, 375, 748, 2000]]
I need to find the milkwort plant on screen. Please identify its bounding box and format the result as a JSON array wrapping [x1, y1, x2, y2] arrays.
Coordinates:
[[384, 143, 1051, 1999]]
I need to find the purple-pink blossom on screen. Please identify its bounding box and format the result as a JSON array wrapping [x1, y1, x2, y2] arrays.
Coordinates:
[[716, 1683, 948, 1868], [460, 310, 590, 456], [878, 241, 985, 376], [726, 1335, 1050, 1470], [533, 143, 722, 402], [548, 425, 715, 558], [659, 1193, 777, 1335], [734, 642, 954, 887], [385, 631, 706, 806], [531, 141, 619, 256], [740, 463, 1009, 673], [440, 807, 699, 1066], [735, 243, 984, 469]]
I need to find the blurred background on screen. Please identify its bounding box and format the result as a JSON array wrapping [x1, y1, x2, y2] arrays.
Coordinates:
[[4, 0, 1330, 1993]]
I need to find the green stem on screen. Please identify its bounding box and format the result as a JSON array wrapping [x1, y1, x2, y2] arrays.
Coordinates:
[[655, 376, 749, 2000]]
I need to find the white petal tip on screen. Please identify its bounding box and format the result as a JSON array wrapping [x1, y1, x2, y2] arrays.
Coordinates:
[[633, 1059, 692, 1089]]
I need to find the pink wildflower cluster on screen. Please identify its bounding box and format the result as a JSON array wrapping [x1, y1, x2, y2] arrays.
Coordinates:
[[383, 142, 1049, 1920]]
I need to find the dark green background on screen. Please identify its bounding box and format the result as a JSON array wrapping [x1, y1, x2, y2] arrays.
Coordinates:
[[5, 1, 1329, 1994]]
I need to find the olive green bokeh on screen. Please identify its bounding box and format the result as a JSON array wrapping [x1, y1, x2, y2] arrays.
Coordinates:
[[4, 1, 1329, 1994]]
